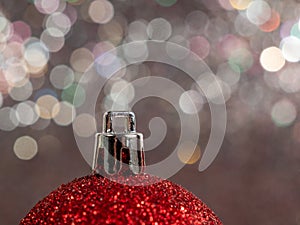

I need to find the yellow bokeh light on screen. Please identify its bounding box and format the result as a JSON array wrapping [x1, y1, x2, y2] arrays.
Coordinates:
[[35, 95, 60, 119], [177, 141, 202, 164], [229, 0, 252, 10]]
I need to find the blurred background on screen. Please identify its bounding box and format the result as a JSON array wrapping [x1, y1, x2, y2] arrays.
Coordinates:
[[1, 0, 300, 224]]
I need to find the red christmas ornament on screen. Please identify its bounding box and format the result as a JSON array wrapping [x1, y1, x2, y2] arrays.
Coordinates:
[[21, 111, 223, 225]]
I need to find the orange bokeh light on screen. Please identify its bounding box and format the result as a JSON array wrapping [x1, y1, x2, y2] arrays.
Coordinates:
[[259, 10, 280, 32]]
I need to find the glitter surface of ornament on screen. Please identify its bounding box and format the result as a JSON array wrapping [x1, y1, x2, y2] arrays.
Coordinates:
[[21, 174, 222, 225]]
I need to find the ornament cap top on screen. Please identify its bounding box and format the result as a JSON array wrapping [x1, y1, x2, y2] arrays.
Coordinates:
[[103, 111, 136, 133], [93, 111, 145, 175]]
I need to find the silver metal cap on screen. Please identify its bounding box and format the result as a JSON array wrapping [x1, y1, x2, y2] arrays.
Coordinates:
[[93, 111, 145, 175]]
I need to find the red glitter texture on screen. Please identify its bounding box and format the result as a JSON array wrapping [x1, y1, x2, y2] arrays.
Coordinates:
[[20, 174, 223, 225]]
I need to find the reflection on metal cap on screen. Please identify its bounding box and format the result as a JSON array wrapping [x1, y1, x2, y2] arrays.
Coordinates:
[[93, 111, 145, 175]]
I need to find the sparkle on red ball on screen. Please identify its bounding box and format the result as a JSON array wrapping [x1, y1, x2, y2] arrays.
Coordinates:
[[21, 174, 222, 224]]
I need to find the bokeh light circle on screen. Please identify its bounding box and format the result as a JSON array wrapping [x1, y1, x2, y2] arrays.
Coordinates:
[[177, 141, 201, 164], [271, 99, 297, 127], [280, 36, 300, 62], [229, 0, 252, 10], [234, 14, 258, 37], [123, 41, 149, 63], [9, 81, 33, 101], [179, 90, 204, 114], [185, 10, 209, 34], [24, 39, 49, 68], [73, 113, 97, 137], [0, 107, 19, 131], [0, 15, 12, 42], [34, 0, 60, 14], [50, 65, 74, 90], [246, 0, 271, 25], [15, 101, 39, 126], [147, 18, 172, 41], [88, 0, 114, 24], [155, 0, 177, 7], [4, 62, 27, 87], [278, 64, 300, 93], [259, 10, 280, 32], [260, 47, 285, 72], [35, 94, 60, 119], [40, 28, 65, 52], [216, 63, 240, 86], [70, 48, 94, 73], [12, 21, 32, 42], [46, 12, 71, 36], [189, 36, 210, 59], [13, 136, 38, 160], [110, 79, 135, 104], [127, 20, 148, 41], [61, 83, 86, 107], [53, 101, 76, 126]]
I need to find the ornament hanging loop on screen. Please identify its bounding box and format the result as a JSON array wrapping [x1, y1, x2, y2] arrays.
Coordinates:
[[93, 111, 145, 175]]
